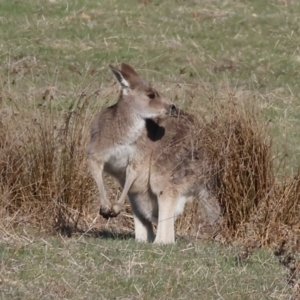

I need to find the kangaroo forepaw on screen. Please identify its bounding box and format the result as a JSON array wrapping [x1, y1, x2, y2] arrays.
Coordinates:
[[111, 203, 123, 217], [99, 204, 122, 219], [99, 206, 113, 219]]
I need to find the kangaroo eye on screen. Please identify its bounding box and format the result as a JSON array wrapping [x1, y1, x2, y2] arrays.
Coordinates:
[[147, 93, 156, 99]]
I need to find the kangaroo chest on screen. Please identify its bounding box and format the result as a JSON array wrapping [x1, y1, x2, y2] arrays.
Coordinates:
[[103, 118, 145, 177], [105, 143, 136, 174]]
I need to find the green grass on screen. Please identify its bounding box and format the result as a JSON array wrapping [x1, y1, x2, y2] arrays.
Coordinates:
[[1, 0, 300, 90], [0, 230, 291, 299]]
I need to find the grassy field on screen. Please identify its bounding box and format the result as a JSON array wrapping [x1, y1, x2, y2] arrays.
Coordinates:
[[1, 0, 300, 298], [0, 229, 293, 299]]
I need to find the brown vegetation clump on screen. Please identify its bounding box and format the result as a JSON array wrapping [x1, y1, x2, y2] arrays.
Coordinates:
[[272, 174, 300, 227], [262, 173, 300, 250], [205, 98, 274, 234], [194, 94, 299, 248], [0, 95, 96, 232], [175, 93, 275, 240]]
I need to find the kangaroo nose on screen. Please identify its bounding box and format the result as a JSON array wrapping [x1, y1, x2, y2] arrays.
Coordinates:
[[169, 104, 177, 115]]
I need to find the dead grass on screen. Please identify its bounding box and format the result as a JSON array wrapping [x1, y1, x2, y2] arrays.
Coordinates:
[[204, 95, 273, 232], [0, 83, 96, 232]]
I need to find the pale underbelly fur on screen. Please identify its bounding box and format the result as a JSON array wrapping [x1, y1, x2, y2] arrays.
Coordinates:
[[104, 144, 135, 177]]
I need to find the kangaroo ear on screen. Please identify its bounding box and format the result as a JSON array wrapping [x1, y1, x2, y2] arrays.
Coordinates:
[[110, 63, 141, 91], [109, 64, 130, 89], [120, 63, 138, 77]]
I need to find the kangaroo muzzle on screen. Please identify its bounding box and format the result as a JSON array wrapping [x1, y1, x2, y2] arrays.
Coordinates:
[[169, 104, 177, 116]]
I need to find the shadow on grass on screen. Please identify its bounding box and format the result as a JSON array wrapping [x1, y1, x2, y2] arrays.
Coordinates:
[[82, 229, 135, 240], [57, 224, 134, 240], [57, 222, 199, 243]]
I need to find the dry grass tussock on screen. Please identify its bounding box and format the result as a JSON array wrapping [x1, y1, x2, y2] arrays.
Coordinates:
[[0, 82, 299, 255], [0, 88, 98, 233], [176, 88, 300, 252], [203, 95, 274, 233]]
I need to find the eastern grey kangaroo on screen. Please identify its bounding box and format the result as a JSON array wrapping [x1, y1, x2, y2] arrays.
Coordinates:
[[87, 63, 220, 243]]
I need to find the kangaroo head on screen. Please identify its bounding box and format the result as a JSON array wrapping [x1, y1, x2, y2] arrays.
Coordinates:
[[109, 63, 176, 119]]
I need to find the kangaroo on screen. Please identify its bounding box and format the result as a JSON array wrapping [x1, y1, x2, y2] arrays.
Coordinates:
[[87, 63, 176, 219], [87, 63, 221, 244]]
